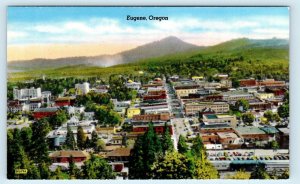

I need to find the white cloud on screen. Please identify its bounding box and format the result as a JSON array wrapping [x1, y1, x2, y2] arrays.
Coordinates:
[[8, 15, 289, 46], [7, 31, 28, 40]]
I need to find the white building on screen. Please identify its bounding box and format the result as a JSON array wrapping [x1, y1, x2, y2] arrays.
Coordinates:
[[13, 87, 42, 100], [125, 81, 141, 90], [75, 82, 90, 95]]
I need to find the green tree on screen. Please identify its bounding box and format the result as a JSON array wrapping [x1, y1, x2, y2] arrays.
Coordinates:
[[30, 118, 51, 164], [51, 166, 64, 179], [77, 126, 86, 150], [20, 127, 32, 154], [91, 130, 98, 149], [81, 154, 116, 179], [128, 136, 145, 179], [235, 99, 249, 112], [250, 165, 271, 179], [178, 135, 188, 154], [151, 151, 194, 179], [193, 159, 219, 179], [161, 124, 174, 154], [225, 169, 250, 179], [264, 111, 280, 122], [68, 155, 77, 179], [242, 112, 255, 125], [38, 162, 51, 179], [278, 104, 289, 118], [65, 125, 76, 150], [49, 110, 68, 129], [95, 139, 106, 152], [270, 140, 280, 149], [85, 137, 91, 149], [142, 123, 162, 178], [279, 169, 289, 179], [191, 135, 205, 160]]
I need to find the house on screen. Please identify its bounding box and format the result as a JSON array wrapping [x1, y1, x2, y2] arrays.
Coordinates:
[[49, 150, 89, 163], [127, 107, 141, 118], [33, 107, 59, 119], [55, 96, 76, 107], [107, 148, 131, 162], [107, 148, 131, 179]]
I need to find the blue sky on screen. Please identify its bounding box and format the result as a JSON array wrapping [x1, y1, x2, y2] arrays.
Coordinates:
[[7, 7, 289, 47], [7, 7, 289, 61]]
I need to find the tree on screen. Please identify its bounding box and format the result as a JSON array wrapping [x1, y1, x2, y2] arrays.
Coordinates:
[[77, 126, 86, 150], [264, 111, 280, 123], [68, 155, 77, 179], [91, 130, 98, 149], [270, 140, 280, 149], [235, 99, 249, 112], [242, 112, 255, 125], [278, 104, 289, 118], [142, 123, 162, 178], [128, 136, 145, 179], [151, 151, 194, 179], [161, 124, 174, 154], [51, 166, 64, 179], [65, 125, 76, 150], [279, 169, 289, 179], [85, 137, 91, 149], [38, 162, 51, 179], [30, 118, 51, 164], [225, 169, 250, 179], [81, 154, 116, 179], [49, 110, 68, 129], [20, 127, 32, 154], [250, 165, 270, 179], [193, 159, 219, 179], [178, 135, 188, 154], [129, 123, 163, 179], [191, 135, 205, 160], [95, 139, 106, 152]]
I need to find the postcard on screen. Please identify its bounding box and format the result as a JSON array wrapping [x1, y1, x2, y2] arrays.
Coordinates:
[[7, 6, 289, 180]]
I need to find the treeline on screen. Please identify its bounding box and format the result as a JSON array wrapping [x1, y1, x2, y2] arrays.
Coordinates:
[[141, 55, 288, 82]]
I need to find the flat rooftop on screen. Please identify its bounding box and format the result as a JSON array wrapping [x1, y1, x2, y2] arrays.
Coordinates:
[[235, 126, 266, 135], [217, 132, 238, 139]]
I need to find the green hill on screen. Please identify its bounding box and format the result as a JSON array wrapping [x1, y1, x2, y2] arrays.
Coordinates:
[[8, 38, 289, 82]]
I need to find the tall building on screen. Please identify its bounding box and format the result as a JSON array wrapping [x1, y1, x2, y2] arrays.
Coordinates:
[[75, 82, 90, 95], [13, 87, 42, 100]]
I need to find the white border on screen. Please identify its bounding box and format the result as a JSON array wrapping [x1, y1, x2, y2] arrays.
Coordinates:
[[1, 1, 299, 184]]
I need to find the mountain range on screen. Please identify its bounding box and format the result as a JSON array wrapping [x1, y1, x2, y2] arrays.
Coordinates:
[[8, 36, 201, 71], [8, 36, 288, 72]]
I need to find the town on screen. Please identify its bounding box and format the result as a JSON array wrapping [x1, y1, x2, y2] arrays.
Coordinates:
[[7, 74, 289, 179]]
